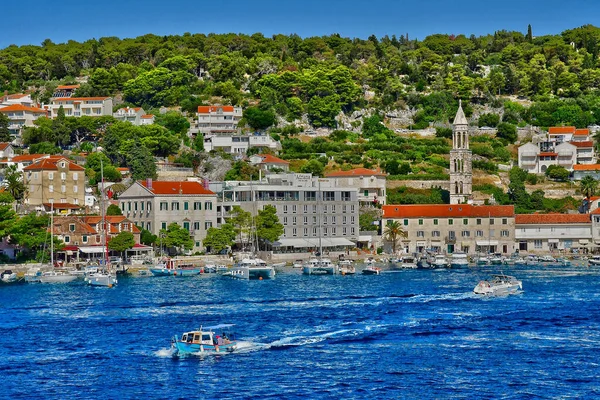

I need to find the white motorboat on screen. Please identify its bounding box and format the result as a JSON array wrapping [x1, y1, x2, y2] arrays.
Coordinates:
[[474, 274, 523, 296], [303, 257, 337, 275], [228, 257, 275, 280], [399, 256, 418, 269], [338, 260, 356, 275], [86, 270, 118, 287], [40, 270, 78, 283], [588, 255, 600, 266], [431, 254, 449, 268], [293, 260, 304, 269], [1, 269, 18, 283], [450, 252, 470, 268], [489, 253, 505, 265], [362, 261, 381, 275]]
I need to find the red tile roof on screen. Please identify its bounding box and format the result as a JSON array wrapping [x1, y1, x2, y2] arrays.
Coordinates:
[[141, 114, 154, 119], [515, 214, 590, 224], [383, 204, 514, 219], [24, 157, 85, 171], [11, 154, 50, 163], [254, 154, 289, 164], [0, 143, 11, 151], [140, 180, 215, 195], [573, 164, 600, 171], [197, 105, 235, 113], [0, 104, 47, 114], [326, 168, 386, 177], [571, 141, 594, 148], [44, 203, 83, 210], [548, 126, 576, 134], [56, 85, 80, 90], [574, 129, 590, 136], [5, 93, 27, 100], [539, 152, 557, 157]]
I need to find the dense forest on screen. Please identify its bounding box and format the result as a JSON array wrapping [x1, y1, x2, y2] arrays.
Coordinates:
[[3, 25, 600, 129]]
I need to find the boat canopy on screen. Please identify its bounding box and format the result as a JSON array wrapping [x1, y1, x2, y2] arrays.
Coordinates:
[[203, 324, 235, 330]]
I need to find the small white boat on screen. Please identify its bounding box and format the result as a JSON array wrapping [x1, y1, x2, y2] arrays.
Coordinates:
[[171, 324, 238, 356], [589, 256, 600, 266], [489, 253, 505, 265], [399, 256, 418, 269], [40, 270, 78, 283], [362, 261, 381, 275], [450, 252, 470, 268], [431, 254, 449, 268], [338, 260, 356, 275], [293, 260, 304, 269], [86, 270, 118, 287], [1, 269, 18, 283], [474, 274, 522, 296]]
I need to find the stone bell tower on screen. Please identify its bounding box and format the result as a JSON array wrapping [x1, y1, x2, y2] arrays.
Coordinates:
[[449, 100, 472, 204]]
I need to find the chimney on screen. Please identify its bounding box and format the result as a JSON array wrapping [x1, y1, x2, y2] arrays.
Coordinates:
[[146, 177, 152, 189]]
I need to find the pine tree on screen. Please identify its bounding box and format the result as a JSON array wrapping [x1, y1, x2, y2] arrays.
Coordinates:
[[527, 24, 533, 42]]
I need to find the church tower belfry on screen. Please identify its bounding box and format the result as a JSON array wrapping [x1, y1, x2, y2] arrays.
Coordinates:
[[449, 100, 472, 204]]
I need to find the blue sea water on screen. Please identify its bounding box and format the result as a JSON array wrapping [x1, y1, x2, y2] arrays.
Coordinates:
[[2, 265, 600, 399]]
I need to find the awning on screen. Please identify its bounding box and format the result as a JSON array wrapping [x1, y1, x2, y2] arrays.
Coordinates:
[[548, 239, 559, 243], [78, 246, 106, 254], [476, 240, 499, 246], [358, 235, 372, 242], [273, 238, 355, 248], [579, 239, 590, 244]]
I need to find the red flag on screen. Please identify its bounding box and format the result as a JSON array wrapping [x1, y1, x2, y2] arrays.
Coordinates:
[[107, 189, 113, 199]]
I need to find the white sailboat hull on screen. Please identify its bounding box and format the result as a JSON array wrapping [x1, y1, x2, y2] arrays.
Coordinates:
[[40, 273, 78, 283], [86, 273, 118, 287]]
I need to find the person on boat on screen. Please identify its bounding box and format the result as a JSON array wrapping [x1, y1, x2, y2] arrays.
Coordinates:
[[217, 335, 223, 346]]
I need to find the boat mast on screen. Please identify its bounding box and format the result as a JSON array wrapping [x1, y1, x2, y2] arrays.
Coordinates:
[[318, 179, 322, 257], [50, 202, 54, 267], [101, 158, 110, 271]]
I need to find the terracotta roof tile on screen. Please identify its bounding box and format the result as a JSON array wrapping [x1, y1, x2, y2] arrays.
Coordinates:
[[539, 152, 557, 157], [548, 126, 576, 134], [140, 180, 215, 195], [573, 164, 600, 171], [571, 141, 594, 148], [53, 97, 110, 102], [515, 214, 590, 224], [11, 154, 49, 162], [574, 129, 590, 136], [56, 85, 80, 90], [383, 204, 514, 219], [326, 168, 386, 177], [0, 143, 11, 151], [254, 154, 289, 164], [23, 157, 85, 171], [197, 105, 235, 113], [0, 104, 47, 114], [141, 114, 154, 119], [43, 203, 83, 209]]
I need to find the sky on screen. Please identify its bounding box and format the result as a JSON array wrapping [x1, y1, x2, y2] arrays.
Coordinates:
[[1, 0, 598, 48]]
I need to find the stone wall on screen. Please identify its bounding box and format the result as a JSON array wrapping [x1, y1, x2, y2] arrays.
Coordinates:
[[387, 180, 450, 190]]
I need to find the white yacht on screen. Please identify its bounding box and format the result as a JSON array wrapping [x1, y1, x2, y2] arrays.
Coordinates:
[[474, 274, 522, 296], [431, 254, 449, 268], [303, 257, 338, 275], [588, 255, 600, 266], [399, 256, 418, 269], [40, 270, 78, 284], [450, 252, 470, 268], [1, 269, 18, 283], [228, 257, 276, 280]]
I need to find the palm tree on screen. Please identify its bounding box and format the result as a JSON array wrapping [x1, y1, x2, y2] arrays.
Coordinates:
[[4, 165, 26, 211], [580, 176, 598, 199], [383, 221, 408, 254]]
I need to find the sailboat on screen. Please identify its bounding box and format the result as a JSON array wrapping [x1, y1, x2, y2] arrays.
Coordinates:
[[225, 181, 275, 280], [303, 180, 337, 275], [85, 159, 117, 287], [39, 203, 78, 284]]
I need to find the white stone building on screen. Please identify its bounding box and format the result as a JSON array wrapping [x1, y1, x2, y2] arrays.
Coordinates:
[[118, 179, 218, 251], [0, 104, 48, 135], [48, 97, 113, 118], [249, 154, 290, 172], [515, 213, 591, 254], [113, 107, 146, 125], [449, 101, 472, 204], [325, 168, 387, 205]]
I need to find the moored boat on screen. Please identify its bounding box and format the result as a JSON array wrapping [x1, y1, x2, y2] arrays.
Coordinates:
[[1, 269, 18, 283], [589, 255, 600, 266], [474, 274, 522, 296], [228, 257, 275, 279], [338, 260, 356, 275], [450, 252, 470, 269], [24, 268, 44, 283], [171, 324, 238, 356], [40, 270, 78, 284], [303, 257, 337, 275], [399, 256, 418, 269], [362, 261, 381, 275], [431, 254, 449, 268]]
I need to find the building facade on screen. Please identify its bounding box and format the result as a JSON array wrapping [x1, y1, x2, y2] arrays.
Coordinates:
[[214, 173, 359, 251], [249, 154, 290, 172], [449, 100, 472, 204], [113, 107, 146, 125], [382, 204, 515, 255], [195, 105, 242, 134], [23, 156, 86, 208], [0, 104, 48, 135], [117, 180, 218, 250], [515, 214, 591, 253], [48, 97, 113, 118], [325, 168, 387, 206]]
